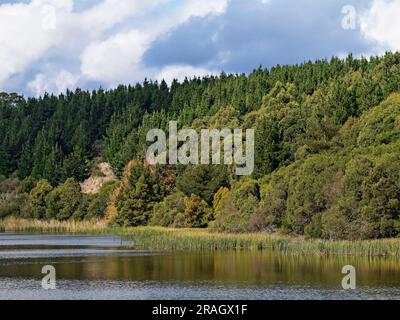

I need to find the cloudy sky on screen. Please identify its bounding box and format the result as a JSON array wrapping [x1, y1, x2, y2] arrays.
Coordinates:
[[0, 0, 399, 97]]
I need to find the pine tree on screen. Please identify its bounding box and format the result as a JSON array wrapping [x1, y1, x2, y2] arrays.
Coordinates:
[[43, 144, 64, 185], [253, 114, 281, 179], [17, 143, 33, 180]]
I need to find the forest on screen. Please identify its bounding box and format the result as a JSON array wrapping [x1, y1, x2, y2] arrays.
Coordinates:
[[0, 53, 399, 240]]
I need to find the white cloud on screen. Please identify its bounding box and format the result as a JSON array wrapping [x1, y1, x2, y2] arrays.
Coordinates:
[[0, 0, 73, 87], [81, 30, 151, 85], [0, 0, 229, 96], [79, 0, 167, 37], [149, 0, 229, 37], [360, 0, 400, 52], [6, 0, 386, 95], [80, 0, 229, 88], [178, 0, 228, 20], [155, 65, 219, 84], [27, 69, 79, 97]]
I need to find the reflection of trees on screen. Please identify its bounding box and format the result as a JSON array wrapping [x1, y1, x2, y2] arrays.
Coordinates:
[[4, 252, 399, 288]]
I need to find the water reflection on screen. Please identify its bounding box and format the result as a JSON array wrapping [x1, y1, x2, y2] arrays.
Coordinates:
[[0, 234, 399, 300], [0, 234, 132, 247]]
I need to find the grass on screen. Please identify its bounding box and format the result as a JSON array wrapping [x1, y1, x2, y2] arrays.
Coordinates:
[[0, 217, 108, 234], [1, 217, 399, 257]]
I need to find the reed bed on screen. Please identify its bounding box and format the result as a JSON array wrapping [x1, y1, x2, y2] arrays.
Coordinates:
[[120, 227, 400, 257], [0, 217, 108, 234], [1, 218, 399, 257]]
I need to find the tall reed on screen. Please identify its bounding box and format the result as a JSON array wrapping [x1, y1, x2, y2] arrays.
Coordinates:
[[119, 227, 400, 257], [1, 218, 399, 257], [0, 217, 108, 234]]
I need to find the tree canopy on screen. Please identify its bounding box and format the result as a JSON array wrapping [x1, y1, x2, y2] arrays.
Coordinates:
[[1, 53, 400, 239]]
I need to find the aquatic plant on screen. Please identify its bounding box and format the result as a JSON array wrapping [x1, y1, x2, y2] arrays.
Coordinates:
[[1, 218, 399, 257]]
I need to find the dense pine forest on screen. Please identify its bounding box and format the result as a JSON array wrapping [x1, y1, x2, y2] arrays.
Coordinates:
[[1, 53, 400, 240]]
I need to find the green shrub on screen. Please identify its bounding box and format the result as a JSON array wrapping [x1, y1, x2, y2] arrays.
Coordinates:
[[213, 179, 261, 233], [151, 191, 185, 227], [357, 93, 400, 147], [46, 178, 87, 221], [176, 165, 229, 204], [29, 179, 53, 219], [184, 194, 213, 228], [86, 181, 119, 219]]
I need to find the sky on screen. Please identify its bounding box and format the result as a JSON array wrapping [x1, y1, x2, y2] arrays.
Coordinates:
[[0, 0, 399, 97]]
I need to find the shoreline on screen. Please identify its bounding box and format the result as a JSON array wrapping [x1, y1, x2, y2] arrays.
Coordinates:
[[0, 218, 399, 258]]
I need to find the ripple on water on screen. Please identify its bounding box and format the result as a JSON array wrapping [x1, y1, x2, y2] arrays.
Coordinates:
[[0, 279, 399, 300], [0, 234, 399, 300], [0, 234, 133, 247]]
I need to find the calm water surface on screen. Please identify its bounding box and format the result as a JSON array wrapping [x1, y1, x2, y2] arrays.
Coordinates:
[[0, 233, 399, 300]]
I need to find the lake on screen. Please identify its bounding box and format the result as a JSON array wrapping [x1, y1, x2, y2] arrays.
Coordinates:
[[0, 233, 399, 300]]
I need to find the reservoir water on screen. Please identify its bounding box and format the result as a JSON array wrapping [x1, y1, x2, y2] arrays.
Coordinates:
[[0, 233, 399, 300]]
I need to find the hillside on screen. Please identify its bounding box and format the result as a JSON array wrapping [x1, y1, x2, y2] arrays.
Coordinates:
[[0, 53, 400, 240], [80, 162, 116, 195]]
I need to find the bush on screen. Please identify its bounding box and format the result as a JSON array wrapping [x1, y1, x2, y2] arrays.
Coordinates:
[[0, 177, 24, 218], [86, 181, 118, 219], [213, 187, 230, 217], [151, 191, 186, 227], [20, 176, 37, 194], [0, 177, 20, 193], [304, 213, 323, 239], [176, 165, 230, 204], [29, 179, 53, 219], [113, 166, 168, 227], [46, 178, 87, 221], [321, 210, 348, 240], [359, 154, 400, 238], [357, 93, 400, 147], [45, 187, 61, 220], [0, 193, 24, 218], [184, 194, 213, 228], [213, 179, 262, 233]]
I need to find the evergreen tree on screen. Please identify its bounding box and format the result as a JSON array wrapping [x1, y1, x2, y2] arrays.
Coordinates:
[[253, 115, 281, 178]]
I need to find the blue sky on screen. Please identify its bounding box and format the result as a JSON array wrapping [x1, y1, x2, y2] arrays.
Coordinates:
[[0, 0, 398, 97]]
